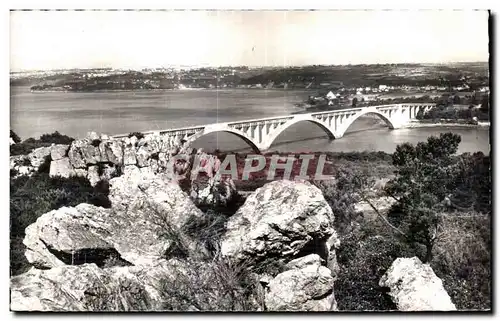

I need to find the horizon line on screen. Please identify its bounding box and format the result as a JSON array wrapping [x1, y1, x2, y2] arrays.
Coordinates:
[[10, 61, 490, 73]]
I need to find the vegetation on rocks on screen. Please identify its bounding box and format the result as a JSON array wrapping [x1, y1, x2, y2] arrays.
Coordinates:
[[10, 131, 74, 156], [9, 129, 491, 311]]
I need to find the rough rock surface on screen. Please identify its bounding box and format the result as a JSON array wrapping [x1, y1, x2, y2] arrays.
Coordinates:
[[86, 165, 101, 186], [190, 177, 237, 208], [379, 257, 457, 311], [28, 146, 52, 168], [10, 259, 184, 311], [221, 180, 339, 265], [49, 157, 75, 178], [23, 171, 206, 269], [264, 254, 336, 311]]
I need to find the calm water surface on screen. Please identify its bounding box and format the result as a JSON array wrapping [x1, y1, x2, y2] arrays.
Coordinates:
[[11, 86, 490, 154]]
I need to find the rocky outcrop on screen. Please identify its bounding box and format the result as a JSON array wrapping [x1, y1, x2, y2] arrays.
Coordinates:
[[23, 171, 206, 269], [379, 257, 457, 311], [28, 146, 52, 168], [221, 180, 339, 268], [10, 259, 185, 311], [263, 254, 336, 311], [11, 145, 70, 177], [49, 158, 75, 178], [50, 144, 69, 161], [190, 177, 238, 208]]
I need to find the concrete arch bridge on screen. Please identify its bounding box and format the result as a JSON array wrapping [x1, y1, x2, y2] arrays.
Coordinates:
[[114, 104, 435, 153]]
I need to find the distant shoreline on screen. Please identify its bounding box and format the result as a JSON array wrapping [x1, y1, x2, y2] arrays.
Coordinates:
[[406, 120, 490, 129], [27, 87, 314, 94]]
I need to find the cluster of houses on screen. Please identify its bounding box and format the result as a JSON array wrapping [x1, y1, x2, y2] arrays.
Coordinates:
[[307, 83, 490, 109]]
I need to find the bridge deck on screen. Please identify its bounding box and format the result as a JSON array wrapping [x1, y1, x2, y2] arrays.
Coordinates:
[[112, 103, 435, 139]]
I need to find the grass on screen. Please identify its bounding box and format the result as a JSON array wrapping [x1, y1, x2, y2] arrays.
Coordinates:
[[159, 256, 262, 311], [10, 173, 111, 276]]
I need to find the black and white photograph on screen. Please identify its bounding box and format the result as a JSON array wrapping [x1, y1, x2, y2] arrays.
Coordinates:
[[8, 7, 492, 312]]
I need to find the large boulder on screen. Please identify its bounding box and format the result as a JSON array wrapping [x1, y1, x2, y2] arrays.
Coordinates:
[[49, 157, 75, 178], [108, 167, 204, 231], [28, 146, 51, 168], [23, 171, 206, 269], [99, 139, 124, 165], [263, 254, 336, 311], [10, 259, 184, 311], [68, 140, 88, 169], [79, 144, 102, 165], [379, 257, 457, 311], [220, 180, 339, 268], [50, 144, 69, 161]]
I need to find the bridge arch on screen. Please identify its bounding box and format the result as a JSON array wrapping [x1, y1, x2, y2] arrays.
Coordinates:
[[260, 115, 337, 151], [335, 108, 396, 138], [184, 126, 261, 153]]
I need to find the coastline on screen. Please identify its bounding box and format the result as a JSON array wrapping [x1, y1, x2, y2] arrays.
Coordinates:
[[28, 87, 315, 94], [406, 120, 490, 129]]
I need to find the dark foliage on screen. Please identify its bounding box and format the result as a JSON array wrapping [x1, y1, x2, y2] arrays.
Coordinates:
[[39, 131, 74, 145], [386, 133, 462, 262], [91, 139, 102, 147], [336, 232, 416, 311], [128, 132, 145, 140], [160, 257, 261, 311], [10, 130, 21, 144], [37, 155, 52, 174], [21, 158, 31, 167], [10, 131, 74, 156], [10, 173, 111, 276], [431, 214, 491, 310], [96, 163, 106, 176], [182, 209, 229, 257], [314, 168, 364, 236]]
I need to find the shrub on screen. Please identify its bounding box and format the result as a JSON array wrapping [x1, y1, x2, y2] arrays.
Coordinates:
[[10, 173, 111, 276], [335, 229, 416, 311], [37, 155, 52, 173], [128, 132, 145, 140], [430, 213, 491, 310], [21, 158, 31, 167], [91, 139, 101, 147], [10, 130, 21, 144], [84, 276, 153, 311], [10, 131, 74, 156], [182, 209, 229, 257], [159, 257, 262, 311], [39, 131, 74, 145]]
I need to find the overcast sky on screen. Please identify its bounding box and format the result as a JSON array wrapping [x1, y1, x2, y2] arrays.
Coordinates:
[[10, 10, 489, 71]]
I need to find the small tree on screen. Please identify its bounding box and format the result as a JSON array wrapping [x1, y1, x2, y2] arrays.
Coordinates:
[[480, 95, 489, 113], [352, 97, 358, 107], [10, 130, 21, 144], [381, 133, 462, 262]]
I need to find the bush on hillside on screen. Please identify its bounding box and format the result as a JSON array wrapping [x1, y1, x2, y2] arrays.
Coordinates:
[[10, 130, 21, 144], [335, 233, 415, 311], [128, 132, 145, 140], [10, 131, 74, 156], [431, 213, 491, 310]]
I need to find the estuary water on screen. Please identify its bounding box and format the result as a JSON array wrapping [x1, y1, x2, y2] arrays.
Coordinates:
[[10, 86, 490, 155]]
